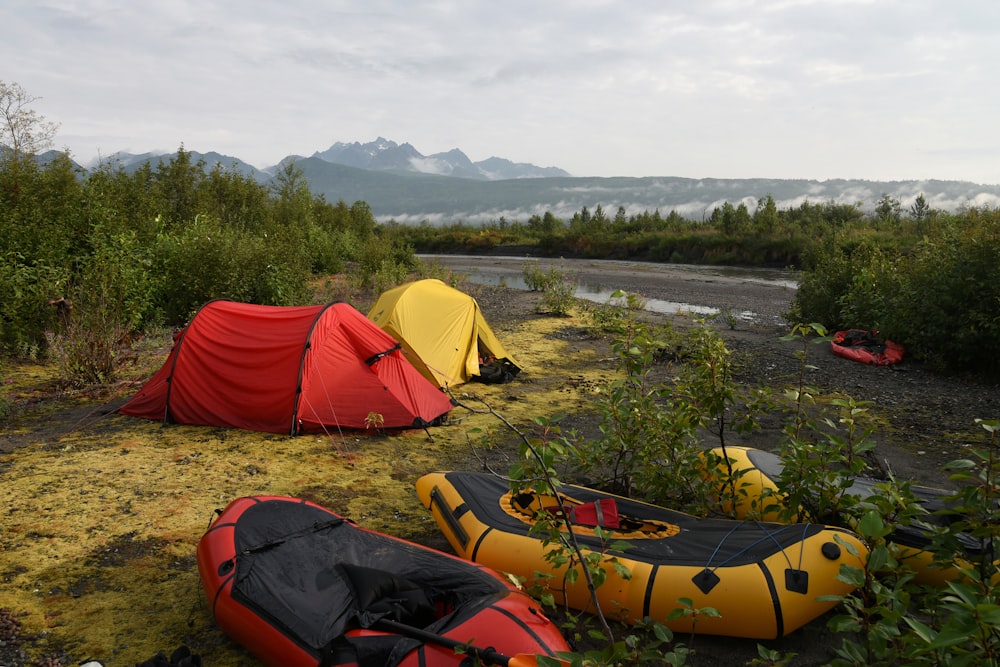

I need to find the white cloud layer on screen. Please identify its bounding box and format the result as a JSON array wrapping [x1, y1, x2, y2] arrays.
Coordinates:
[[5, 0, 999, 184]]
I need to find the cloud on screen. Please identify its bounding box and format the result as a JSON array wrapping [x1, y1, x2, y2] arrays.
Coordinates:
[[3, 1, 998, 184]]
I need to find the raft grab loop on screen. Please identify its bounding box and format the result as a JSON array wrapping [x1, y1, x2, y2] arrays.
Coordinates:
[[694, 521, 813, 595]]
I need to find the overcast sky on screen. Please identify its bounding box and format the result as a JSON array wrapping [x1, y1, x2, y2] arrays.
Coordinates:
[[5, 1, 999, 184]]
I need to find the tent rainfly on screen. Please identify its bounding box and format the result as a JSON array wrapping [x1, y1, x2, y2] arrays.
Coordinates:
[[119, 300, 453, 434], [367, 279, 520, 389]]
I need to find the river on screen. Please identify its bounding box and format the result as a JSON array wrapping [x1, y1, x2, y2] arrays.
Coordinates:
[[419, 254, 799, 325]]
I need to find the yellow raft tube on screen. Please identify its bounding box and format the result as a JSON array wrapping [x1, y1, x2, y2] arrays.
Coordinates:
[[416, 471, 868, 640], [704, 445, 990, 587]]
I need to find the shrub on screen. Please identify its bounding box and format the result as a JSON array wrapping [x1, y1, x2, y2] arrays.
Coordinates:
[[822, 419, 1000, 665], [522, 262, 577, 316], [792, 241, 864, 327], [540, 278, 576, 316], [412, 257, 464, 286], [34, 225, 151, 384], [45, 301, 125, 386], [0, 369, 16, 426], [353, 234, 415, 291], [522, 260, 551, 291], [889, 218, 1000, 374], [152, 215, 310, 323], [306, 225, 349, 275], [792, 209, 1000, 377], [0, 253, 69, 357], [572, 310, 772, 513], [581, 290, 647, 336]]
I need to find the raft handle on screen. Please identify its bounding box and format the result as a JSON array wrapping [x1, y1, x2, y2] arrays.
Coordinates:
[[784, 568, 808, 594], [429, 486, 470, 549], [217, 559, 235, 576]]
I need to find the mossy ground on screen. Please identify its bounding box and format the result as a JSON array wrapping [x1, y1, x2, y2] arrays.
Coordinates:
[[0, 289, 616, 666], [5, 270, 992, 667]]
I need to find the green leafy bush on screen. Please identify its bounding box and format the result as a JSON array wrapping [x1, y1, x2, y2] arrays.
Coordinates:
[[890, 217, 1000, 373], [522, 261, 577, 316], [793, 209, 1000, 376], [352, 233, 415, 292], [0, 253, 68, 357], [151, 214, 310, 322], [573, 307, 772, 513]]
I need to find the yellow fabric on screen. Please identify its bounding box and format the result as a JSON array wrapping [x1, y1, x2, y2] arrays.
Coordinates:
[[368, 279, 518, 388]]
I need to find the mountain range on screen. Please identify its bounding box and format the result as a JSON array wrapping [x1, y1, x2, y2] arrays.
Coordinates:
[[71, 138, 1000, 224]]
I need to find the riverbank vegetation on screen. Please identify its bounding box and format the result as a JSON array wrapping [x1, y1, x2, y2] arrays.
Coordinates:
[[3, 147, 999, 385], [1, 149, 416, 381], [391, 197, 1000, 376]]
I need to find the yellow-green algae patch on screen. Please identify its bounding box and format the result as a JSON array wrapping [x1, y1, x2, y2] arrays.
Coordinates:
[[0, 308, 616, 666]]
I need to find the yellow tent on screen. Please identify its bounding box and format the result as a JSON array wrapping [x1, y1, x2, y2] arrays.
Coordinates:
[[368, 279, 520, 388]]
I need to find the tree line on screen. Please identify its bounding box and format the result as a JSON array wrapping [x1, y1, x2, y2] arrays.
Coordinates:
[[0, 142, 417, 383], [3, 77, 999, 380], [390, 196, 1000, 376]]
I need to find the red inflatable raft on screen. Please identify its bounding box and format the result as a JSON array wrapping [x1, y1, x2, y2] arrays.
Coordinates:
[[831, 329, 904, 366], [197, 496, 570, 667]]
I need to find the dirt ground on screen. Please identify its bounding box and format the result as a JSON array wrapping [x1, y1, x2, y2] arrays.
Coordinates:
[[444, 254, 998, 488], [1, 259, 997, 667]]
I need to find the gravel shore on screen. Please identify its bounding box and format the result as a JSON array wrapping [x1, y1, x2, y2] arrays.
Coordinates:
[[435, 254, 997, 489]]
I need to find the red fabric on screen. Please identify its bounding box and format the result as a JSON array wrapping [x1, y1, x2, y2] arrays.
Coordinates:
[[831, 329, 905, 366], [120, 300, 452, 433], [546, 499, 620, 529]]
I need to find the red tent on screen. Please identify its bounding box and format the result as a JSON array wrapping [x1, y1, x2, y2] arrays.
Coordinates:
[[119, 300, 453, 434]]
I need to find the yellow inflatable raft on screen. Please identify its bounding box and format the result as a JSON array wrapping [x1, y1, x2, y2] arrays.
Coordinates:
[[416, 471, 868, 640], [705, 445, 987, 587]]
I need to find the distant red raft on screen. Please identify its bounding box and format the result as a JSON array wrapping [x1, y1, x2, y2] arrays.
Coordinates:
[[831, 329, 905, 366]]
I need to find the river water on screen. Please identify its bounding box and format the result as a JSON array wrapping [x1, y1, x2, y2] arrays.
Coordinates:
[[419, 254, 799, 323]]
